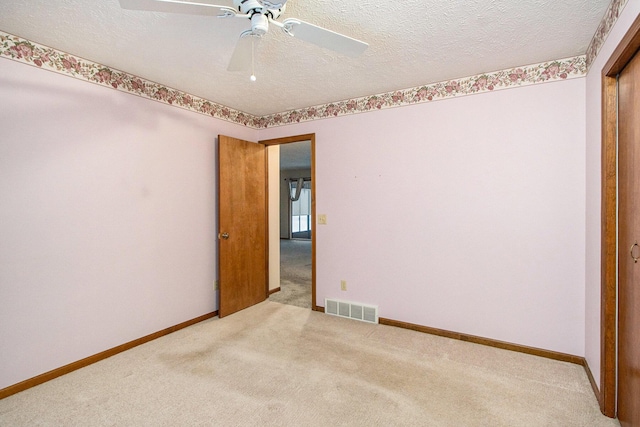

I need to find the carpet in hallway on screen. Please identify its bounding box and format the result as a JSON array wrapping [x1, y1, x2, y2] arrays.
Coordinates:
[[269, 239, 311, 309]]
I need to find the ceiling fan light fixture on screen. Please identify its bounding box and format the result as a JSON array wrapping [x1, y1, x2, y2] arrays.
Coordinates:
[[250, 13, 269, 36]]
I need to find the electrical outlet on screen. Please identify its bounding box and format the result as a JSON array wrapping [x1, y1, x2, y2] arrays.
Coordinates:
[[341, 280, 347, 291], [318, 214, 327, 225]]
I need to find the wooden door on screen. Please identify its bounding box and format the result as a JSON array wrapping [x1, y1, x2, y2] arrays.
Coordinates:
[[218, 135, 267, 318], [618, 50, 640, 427]]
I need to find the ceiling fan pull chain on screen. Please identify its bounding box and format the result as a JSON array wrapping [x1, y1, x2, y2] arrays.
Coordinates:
[[250, 37, 257, 82]]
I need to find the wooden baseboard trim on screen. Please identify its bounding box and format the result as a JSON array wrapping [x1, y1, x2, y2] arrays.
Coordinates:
[[268, 287, 281, 295], [378, 317, 584, 365], [317, 311, 602, 405], [582, 358, 602, 408], [313, 305, 325, 313], [0, 311, 218, 400]]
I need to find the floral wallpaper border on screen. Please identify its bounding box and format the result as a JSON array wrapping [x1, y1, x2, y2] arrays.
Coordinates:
[[258, 56, 586, 127], [585, 0, 629, 69], [0, 29, 598, 129], [0, 32, 263, 128]]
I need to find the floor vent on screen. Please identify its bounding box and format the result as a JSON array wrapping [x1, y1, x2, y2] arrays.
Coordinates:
[[325, 299, 378, 324]]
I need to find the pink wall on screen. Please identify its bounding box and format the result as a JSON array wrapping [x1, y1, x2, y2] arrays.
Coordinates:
[[0, 58, 257, 389], [1, 33, 592, 391], [260, 79, 587, 356], [584, 4, 640, 392]]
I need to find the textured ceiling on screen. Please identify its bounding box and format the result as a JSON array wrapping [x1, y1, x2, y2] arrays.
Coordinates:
[[0, 0, 610, 116], [280, 140, 311, 171]]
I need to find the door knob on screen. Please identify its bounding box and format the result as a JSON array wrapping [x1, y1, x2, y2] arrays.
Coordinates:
[[219, 232, 230, 240], [631, 242, 639, 263]]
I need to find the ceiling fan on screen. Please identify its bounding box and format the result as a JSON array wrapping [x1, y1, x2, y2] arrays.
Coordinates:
[[119, 0, 368, 76]]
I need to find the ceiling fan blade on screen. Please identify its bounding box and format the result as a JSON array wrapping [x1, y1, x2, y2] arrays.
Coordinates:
[[227, 35, 255, 72], [119, 0, 236, 17], [280, 18, 368, 58]]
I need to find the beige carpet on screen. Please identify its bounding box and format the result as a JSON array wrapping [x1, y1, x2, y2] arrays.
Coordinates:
[[269, 239, 312, 309], [0, 301, 619, 426]]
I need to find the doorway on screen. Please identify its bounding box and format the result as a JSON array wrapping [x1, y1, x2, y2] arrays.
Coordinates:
[[600, 14, 640, 423], [261, 134, 318, 311], [616, 49, 640, 427]]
